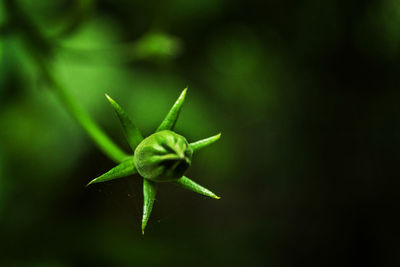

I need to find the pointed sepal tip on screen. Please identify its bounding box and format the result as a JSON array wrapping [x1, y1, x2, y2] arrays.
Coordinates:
[[104, 93, 144, 152], [86, 157, 137, 186], [142, 179, 157, 235], [174, 176, 221, 200], [189, 132, 222, 152], [156, 88, 188, 132]]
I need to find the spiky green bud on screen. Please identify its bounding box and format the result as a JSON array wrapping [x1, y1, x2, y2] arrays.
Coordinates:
[[134, 130, 193, 182]]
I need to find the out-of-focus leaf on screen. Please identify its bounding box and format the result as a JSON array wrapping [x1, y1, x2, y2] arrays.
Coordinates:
[[129, 32, 182, 61]]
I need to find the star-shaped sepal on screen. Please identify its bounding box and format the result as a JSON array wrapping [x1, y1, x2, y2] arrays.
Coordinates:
[[87, 88, 221, 233]]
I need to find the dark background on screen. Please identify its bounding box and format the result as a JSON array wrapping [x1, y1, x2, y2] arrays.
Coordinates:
[[1, 0, 399, 266]]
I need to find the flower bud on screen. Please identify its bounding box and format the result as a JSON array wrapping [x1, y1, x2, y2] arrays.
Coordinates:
[[134, 130, 193, 182]]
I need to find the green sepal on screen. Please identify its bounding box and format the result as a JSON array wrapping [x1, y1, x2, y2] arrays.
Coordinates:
[[105, 94, 144, 152], [142, 179, 157, 234], [189, 133, 221, 152], [87, 157, 136, 186], [174, 176, 220, 199], [156, 88, 187, 132]]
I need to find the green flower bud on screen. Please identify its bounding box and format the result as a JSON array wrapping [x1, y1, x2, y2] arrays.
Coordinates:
[[86, 89, 221, 234], [134, 130, 193, 182]]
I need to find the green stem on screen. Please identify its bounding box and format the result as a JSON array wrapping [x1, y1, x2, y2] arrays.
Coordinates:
[[7, 0, 128, 163], [5, 0, 128, 163], [35, 55, 129, 163]]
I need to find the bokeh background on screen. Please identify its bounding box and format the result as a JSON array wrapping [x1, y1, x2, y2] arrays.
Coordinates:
[[1, 0, 399, 266]]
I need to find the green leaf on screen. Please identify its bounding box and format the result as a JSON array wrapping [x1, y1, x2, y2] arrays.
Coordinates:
[[189, 133, 221, 152], [142, 179, 157, 234], [105, 94, 144, 152], [174, 176, 220, 199], [86, 157, 136, 186], [156, 88, 187, 132]]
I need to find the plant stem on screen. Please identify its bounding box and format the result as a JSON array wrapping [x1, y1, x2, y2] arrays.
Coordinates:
[[35, 54, 129, 163], [5, 0, 129, 163]]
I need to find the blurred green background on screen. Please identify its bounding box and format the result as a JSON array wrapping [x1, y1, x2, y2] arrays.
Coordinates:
[[1, 0, 399, 266]]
